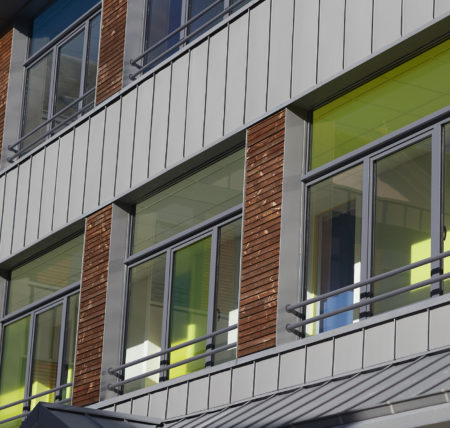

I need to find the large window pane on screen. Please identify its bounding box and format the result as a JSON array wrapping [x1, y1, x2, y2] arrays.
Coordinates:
[[169, 237, 211, 379], [311, 40, 450, 169], [125, 254, 166, 392], [8, 235, 84, 314], [444, 124, 450, 293], [83, 14, 101, 106], [372, 138, 432, 314], [0, 317, 30, 426], [133, 150, 244, 253], [188, 0, 224, 38], [305, 165, 363, 335]]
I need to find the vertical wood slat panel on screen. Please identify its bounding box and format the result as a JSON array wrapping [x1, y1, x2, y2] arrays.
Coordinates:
[[267, 0, 294, 110], [39, 143, 59, 238], [132, 77, 154, 187], [224, 13, 249, 134], [0, 169, 18, 258], [25, 150, 45, 246], [372, 0, 402, 52], [204, 28, 228, 146], [184, 40, 208, 157], [344, 0, 373, 68], [434, 0, 450, 16], [245, 0, 270, 124], [12, 159, 31, 253], [291, 0, 319, 97], [84, 110, 106, 213], [317, 0, 346, 83], [402, 0, 434, 35], [149, 65, 171, 175], [115, 89, 138, 196], [68, 121, 90, 222], [53, 133, 74, 230], [167, 54, 189, 168], [100, 101, 121, 204]]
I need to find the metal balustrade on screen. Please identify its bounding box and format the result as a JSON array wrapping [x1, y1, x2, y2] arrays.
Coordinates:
[[286, 251, 450, 335]]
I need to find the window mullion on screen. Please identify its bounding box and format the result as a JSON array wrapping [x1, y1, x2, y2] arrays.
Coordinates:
[[159, 249, 172, 382], [47, 46, 59, 130], [23, 312, 36, 413], [79, 22, 90, 105], [206, 228, 219, 367], [55, 298, 68, 401]]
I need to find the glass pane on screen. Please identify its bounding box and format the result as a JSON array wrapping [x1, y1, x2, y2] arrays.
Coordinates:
[[21, 52, 53, 149], [169, 237, 211, 379], [61, 294, 79, 400], [30, 305, 63, 410], [53, 31, 85, 127], [305, 165, 363, 335], [30, 0, 99, 55], [372, 138, 432, 314], [8, 235, 84, 314], [83, 14, 101, 106], [0, 317, 30, 424], [145, 0, 183, 66], [230, 0, 252, 13], [124, 254, 166, 392], [444, 124, 450, 293], [133, 149, 244, 253], [311, 40, 450, 169], [213, 219, 241, 364], [188, 0, 224, 38]]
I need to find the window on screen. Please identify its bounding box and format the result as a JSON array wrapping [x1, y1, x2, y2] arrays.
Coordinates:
[[0, 235, 84, 427], [123, 150, 244, 392], [302, 40, 450, 336], [17, 0, 100, 155]]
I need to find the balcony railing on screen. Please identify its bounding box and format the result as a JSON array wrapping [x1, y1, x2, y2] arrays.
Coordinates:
[[0, 382, 72, 425], [107, 324, 237, 392], [286, 251, 450, 336]]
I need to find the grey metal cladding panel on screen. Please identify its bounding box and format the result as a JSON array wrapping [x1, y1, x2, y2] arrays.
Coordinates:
[[39, 143, 59, 237], [149, 65, 171, 175], [372, 0, 402, 52], [395, 312, 428, 358], [53, 133, 74, 230], [402, 0, 434, 36], [231, 363, 254, 402], [184, 40, 208, 157], [245, 0, 270, 123], [115, 89, 137, 196], [224, 13, 248, 134], [317, 0, 345, 83], [132, 77, 154, 187], [84, 110, 105, 213], [333, 331, 363, 375], [291, 0, 319, 97], [209, 370, 231, 408], [305, 340, 333, 382], [115, 401, 131, 414], [148, 390, 167, 420], [254, 356, 279, 395], [166, 54, 189, 168], [344, 0, 373, 68], [167, 383, 187, 419], [68, 121, 89, 222], [429, 305, 450, 349], [204, 28, 228, 146], [131, 395, 149, 417], [12, 159, 31, 253], [100, 101, 121, 204], [25, 150, 45, 246], [363, 322, 395, 367], [0, 169, 18, 258], [279, 348, 305, 389], [435, 0, 450, 16], [267, 0, 294, 110], [187, 377, 209, 414]]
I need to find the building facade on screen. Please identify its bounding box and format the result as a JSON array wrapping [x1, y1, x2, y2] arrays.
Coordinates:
[[0, 0, 449, 426]]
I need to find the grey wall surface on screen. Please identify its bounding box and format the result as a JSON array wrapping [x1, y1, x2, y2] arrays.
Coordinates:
[[0, 0, 448, 262]]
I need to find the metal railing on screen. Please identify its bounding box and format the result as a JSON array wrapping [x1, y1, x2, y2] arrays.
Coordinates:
[[129, 0, 250, 80], [107, 324, 237, 392], [0, 382, 72, 424], [8, 88, 95, 162], [286, 251, 450, 334]]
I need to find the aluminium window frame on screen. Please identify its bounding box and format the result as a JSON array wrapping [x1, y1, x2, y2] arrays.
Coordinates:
[[300, 108, 450, 336]]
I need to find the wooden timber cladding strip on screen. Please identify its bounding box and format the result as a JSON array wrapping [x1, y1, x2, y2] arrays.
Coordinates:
[[0, 26, 12, 161], [95, 0, 127, 105], [72, 205, 112, 406], [238, 109, 285, 357]]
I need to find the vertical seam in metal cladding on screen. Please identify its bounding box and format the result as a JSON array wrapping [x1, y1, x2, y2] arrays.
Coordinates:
[[222, 23, 230, 138], [331, 337, 336, 376], [393, 318, 398, 359], [400, 0, 404, 36], [80, 118, 91, 214], [64, 131, 75, 224], [184, 381, 189, 416], [433, 0, 436, 18], [36, 150, 46, 242], [276, 353, 281, 389], [342, 0, 347, 70], [289, 0, 296, 99], [304, 345, 308, 383], [50, 139, 61, 232], [242, 10, 251, 127], [146, 77, 156, 179], [9, 168, 19, 255], [0, 176, 6, 246], [129, 85, 139, 188], [265, 0, 273, 113], [97, 108, 107, 207], [427, 308, 430, 351], [252, 360, 256, 396], [362, 328, 366, 368], [113, 96, 124, 196], [164, 64, 173, 169], [182, 50, 191, 158], [22, 159, 32, 248], [370, 0, 375, 53], [201, 36, 211, 149], [315, 0, 321, 84]]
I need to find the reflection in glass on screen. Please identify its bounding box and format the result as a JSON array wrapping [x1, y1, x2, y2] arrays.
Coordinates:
[[8, 235, 84, 314], [372, 138, 432, 314], [83, 14, 101, 106], [188, 0, 224, 38], [133, 149, 244, 253], [169, 237, 211, 379], [214, 219, 241, 364], [444, 124, 450, 293], [305, 165, 363, 335], [125, 254, 166, 392], [0, 317, 30, 425], [62, 294, 79, 399]]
